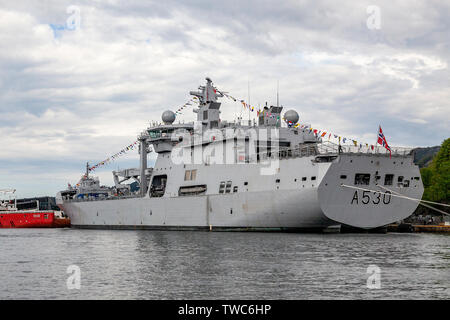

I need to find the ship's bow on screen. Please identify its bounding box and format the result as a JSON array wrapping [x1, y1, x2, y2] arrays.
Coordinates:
[[318, 153, 424, 229]]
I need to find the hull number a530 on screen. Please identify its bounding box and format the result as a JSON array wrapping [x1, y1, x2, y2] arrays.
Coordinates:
[[351, 190, 391, 205]]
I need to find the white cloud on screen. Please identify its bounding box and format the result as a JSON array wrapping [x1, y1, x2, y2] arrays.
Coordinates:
[[0, 0, 449, 197]]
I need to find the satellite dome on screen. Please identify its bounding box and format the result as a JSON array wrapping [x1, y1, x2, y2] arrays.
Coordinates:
[[284, 110, 299, 124], [162, 110, 176, 124]]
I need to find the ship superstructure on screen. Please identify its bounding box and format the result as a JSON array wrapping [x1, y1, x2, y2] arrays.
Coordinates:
[[57, 78, 424, 231]]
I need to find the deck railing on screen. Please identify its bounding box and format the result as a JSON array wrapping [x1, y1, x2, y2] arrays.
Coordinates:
[[63, 194, 140, 203], [317, 141, 414, 157], [256, 141, 413, 161]]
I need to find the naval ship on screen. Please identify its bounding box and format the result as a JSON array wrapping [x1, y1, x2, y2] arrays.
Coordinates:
[[56, 78, 424, 231]]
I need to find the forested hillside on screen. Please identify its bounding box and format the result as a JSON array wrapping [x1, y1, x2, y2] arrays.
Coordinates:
[[413, 138, 450, 217], [413, 146, 441, 168]]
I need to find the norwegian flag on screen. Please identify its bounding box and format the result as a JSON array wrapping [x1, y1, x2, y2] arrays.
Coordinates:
[[377, 125, 391, 157]]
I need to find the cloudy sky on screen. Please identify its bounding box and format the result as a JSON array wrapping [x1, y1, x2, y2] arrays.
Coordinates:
[[0, 0, 449, 197]]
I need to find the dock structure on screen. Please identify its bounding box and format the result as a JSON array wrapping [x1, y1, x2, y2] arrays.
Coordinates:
[[387, 223, 450, 233], [412, 224, 450, 233]]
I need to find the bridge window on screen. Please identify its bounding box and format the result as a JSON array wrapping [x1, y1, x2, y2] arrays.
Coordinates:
[[302, 177, 307, 181], [233, 186, 238, 193], [311, 176, 316, 181], [354, 173, 370, 185], [384, 174, 394, 186], [225, 181, 232, 193], [184, 169, 197, 181], [219, 181, 225, 194], [149, 130, 161, 138]]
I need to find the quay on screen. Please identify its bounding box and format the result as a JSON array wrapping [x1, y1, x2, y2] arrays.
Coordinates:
[[387, 223, 450, 233]]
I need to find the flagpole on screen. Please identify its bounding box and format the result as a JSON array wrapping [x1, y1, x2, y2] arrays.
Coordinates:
[[248, 79, 250, 125], [376, 124, 380, 152], [277, 80, 279, 107]]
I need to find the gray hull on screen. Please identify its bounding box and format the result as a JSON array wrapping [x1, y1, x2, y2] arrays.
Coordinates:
[[59, 154, 423, 231], [60, 188, 336, 231]]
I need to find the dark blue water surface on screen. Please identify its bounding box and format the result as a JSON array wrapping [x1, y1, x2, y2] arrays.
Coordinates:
[[0, 229, 448, 299]]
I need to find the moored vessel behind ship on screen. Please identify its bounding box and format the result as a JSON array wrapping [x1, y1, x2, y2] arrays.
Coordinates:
[[0, 189, 70, 228]]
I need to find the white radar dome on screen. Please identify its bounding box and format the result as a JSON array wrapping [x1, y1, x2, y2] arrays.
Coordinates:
[[284, 110, 299, 124], [162, 110, 176, 124]]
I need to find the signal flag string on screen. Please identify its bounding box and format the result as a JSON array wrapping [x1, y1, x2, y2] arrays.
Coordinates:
[[88, 141, 139, 173], [175, 97, 199, 115]]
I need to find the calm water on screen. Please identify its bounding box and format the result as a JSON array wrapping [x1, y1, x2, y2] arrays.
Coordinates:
[[0, 228, 448, 299]]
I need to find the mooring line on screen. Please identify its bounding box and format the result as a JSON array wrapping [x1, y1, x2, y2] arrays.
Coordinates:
[[340, 184, 450, 212], [375, 184, 449, 216]]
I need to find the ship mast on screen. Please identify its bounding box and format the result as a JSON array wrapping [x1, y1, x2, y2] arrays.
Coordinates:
[[276, 80, 280, 126], [248, 79, 251, 126], [190, 77, 223, 129]]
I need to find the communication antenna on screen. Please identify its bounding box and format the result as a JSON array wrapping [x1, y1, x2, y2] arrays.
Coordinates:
[[85, 162, 89, 178], [277, 80, 279, 107], [248, 79, 251, 124]]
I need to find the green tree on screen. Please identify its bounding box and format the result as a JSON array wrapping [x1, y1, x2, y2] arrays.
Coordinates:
[[422, 138, 450, 203]]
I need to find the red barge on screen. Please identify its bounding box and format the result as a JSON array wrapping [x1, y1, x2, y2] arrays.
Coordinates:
[[0, 189, 70, 228]]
